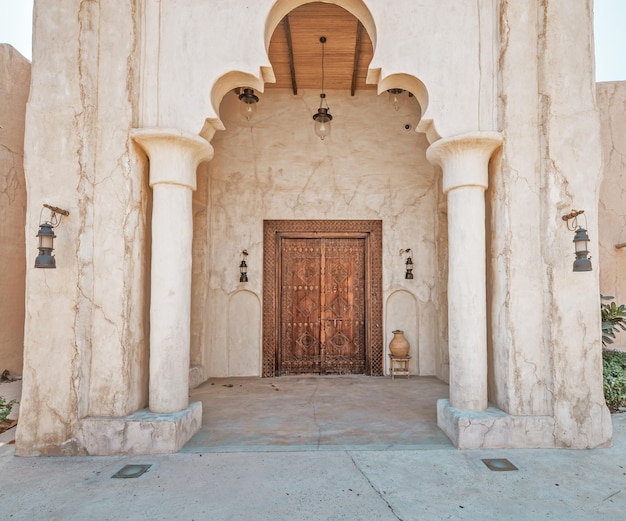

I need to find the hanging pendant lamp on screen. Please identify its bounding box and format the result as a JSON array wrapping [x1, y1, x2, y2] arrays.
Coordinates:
[[387, 88, 407, 111], [312, 36, 332, 140], [238, 88, 259, 121]]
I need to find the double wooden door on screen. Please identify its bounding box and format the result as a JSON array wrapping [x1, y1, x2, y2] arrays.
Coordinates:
[[279, 236, 366, 375]]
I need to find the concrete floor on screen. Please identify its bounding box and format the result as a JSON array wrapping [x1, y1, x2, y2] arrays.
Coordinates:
[[185, 375, 452, 452], [2, 377, 626, 520]]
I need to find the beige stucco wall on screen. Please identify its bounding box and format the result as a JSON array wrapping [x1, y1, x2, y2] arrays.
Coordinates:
[[197, 88, 443, 379], [0, 45, 29, 376], [598, 81, 626, 347], [16, 0, 612, 454], [484, 1, 612, 448], [141, 0, 497, 138], [18, 0, 149, 455]]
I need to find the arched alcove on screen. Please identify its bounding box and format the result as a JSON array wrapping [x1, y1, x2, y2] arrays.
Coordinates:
[[386, 290, 419, 374], [227, 290, 262, 376]]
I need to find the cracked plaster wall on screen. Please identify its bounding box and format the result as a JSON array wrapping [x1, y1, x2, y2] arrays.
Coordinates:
[[202, 89, 442, 379], [598, 81, 626, 348], [15, 0, 614, 454], [0, 45, 29, 376], [17, 0, 148, 456], [488, 0, 611, 447]]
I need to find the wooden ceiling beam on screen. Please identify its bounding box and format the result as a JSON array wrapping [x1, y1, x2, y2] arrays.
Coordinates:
[[350, 22, 363, 96], [283, 15, 298, 95]]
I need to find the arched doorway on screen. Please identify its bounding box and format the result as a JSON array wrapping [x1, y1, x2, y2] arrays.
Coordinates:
[[199, 1, 442, 381]]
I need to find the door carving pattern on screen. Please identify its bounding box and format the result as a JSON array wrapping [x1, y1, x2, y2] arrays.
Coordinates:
[[280, 238, 366, 374], [263, 220, 383, 377]]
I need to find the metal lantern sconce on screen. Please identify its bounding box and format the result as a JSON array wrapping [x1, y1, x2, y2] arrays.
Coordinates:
[[238, 88, 259, 121], [35, 204, 70, 269], [562, 209, 592, 272], [572, 226, 592, 272], [312, 36, 333, 140], [239, 250, 249, 283], [400, 248, 414, 279]]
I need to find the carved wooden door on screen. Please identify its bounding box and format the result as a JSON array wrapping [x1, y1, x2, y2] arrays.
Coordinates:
[[279, 237, 366, 375]]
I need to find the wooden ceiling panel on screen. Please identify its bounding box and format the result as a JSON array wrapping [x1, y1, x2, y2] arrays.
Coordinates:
[[267, 2, 376, 93]]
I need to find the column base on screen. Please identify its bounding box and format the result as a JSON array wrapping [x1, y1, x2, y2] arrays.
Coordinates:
[[77, 402, 202, 455], [437, 399, 556, 449]]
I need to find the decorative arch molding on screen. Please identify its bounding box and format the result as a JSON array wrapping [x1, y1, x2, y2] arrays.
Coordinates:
[[205, 0, 380, 136], [375, 72, 429, 120], [203, 71, 268, 139], [203, 0, 437, 143]]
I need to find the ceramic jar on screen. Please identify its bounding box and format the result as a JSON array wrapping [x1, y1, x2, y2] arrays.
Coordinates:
[[389, 330, 410, 356]]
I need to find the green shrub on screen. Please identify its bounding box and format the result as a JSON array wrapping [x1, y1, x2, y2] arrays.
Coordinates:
[[0, 396, 16, 422], [602, 349, 626, 410], [601, 295, 626, 347]]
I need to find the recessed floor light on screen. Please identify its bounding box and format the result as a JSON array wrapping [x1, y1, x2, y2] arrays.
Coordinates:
[[482, 458, 518, 471], [111, 464, 152, 479]]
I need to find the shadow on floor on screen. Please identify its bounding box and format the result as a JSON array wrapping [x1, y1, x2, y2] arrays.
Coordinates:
[[183, 375, 452, 452]]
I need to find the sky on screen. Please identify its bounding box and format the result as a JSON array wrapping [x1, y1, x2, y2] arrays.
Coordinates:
[[0, 0, 625, 82]]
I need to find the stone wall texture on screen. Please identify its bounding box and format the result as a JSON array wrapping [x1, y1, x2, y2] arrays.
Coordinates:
[[598, 81, 626, 348], [0, 45, 29, 376], [200, 89, 442, 381]]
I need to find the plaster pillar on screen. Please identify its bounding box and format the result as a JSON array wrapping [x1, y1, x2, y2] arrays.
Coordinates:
[[131, 129, 214, 413], [427, 132, 502, 411]]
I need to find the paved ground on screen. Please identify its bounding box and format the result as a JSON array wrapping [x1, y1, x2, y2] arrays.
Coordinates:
[[185, 376, 452, 451], [1, 377, 626, 520]]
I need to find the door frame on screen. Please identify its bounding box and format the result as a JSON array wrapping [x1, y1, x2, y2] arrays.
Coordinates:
[[263, 220, 383, 377]]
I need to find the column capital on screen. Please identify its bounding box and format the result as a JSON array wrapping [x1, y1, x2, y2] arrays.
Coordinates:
[[426, 131, 503, 193], [131, 128, 214, 190]]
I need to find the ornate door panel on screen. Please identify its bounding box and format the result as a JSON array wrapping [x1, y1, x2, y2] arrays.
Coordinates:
[[322, 238, 365, 374], [280, 238, 322, 374], [279, 237, 366, 375], [263, 220, 383, 377]]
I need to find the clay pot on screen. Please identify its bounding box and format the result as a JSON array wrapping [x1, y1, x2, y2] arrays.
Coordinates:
[[389, 330, 410, 357]]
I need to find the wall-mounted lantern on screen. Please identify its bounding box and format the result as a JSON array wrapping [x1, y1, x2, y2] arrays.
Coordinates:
[[562, 209, 592, 272], [35, 204, 69, 269], [399, 248, 414, 279], [239, 249, 249, 282], [572, 226, 592, 272], [35, 223, 56, 268]]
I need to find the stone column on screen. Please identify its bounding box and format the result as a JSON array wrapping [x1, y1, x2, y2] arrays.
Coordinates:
[[131, 129, 214, 413], [427, 132, 502, 411]]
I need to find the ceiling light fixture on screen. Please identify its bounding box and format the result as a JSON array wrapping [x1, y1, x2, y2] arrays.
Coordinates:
[[387, 88, 407, 111], [312, 36, 332, 140], [238, 88, 259, 121]]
